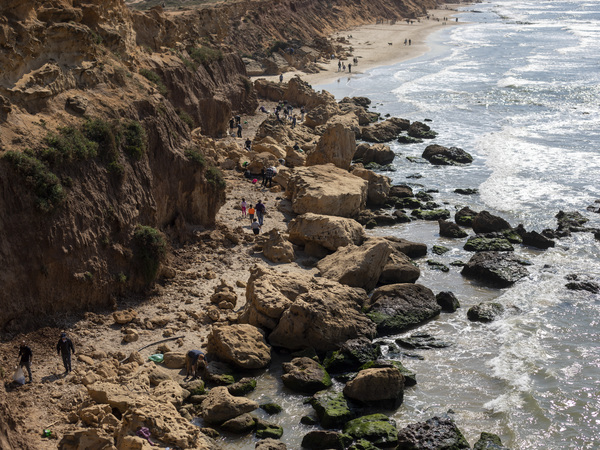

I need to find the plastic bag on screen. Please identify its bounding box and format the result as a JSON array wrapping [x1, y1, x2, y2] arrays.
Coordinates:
[[147, 354, 164, 363], [13, 366, 25, 385]]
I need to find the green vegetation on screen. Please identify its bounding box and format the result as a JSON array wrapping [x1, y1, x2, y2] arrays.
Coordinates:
[[177, 109, 194, 129], [82, 118, 119, 163], [139, 68, 168, 96], [115, 272, 127, 283], [205, 166, 226, 189], [122, 120, 147, 159], [2, 151, 66, 213], [132, 225, 167, 284], [39, 126, 98, 165], [189, 45, 223, 66], [184, 147, 206, 167], [268, 40, 288, 55]]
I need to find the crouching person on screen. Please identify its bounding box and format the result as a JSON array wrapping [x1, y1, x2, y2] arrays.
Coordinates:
[[185, 349, 206, 380]]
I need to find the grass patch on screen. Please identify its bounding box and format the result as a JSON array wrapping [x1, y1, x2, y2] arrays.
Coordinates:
[[132, 225, 167, 284], [139, 68, 168, 96], [205, 166, 226, 189], [189, 46, 223, 65], [2, 151, 66, 213]]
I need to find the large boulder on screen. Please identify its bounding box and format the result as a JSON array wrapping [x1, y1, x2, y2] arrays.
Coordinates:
[[317, 239, 392, 292], [366, 284, 441, 336], [455, 206, 479, 227], [262, 230, 295, 263], [207, 324, 271, 370], [351, 167, 391, 206], [396, 415, 470, 449], [343, 367, 404, 409], [381, 236, 427, 258], [360, 117, 409, 143], [281, 357, 332, 394], [238, 265, 376, 351], [287, 213, 366, 251], [438, 219, 468, 238], [309, 391, 354, 429], [285, 164, 368, 217], [343, 414, 398, 448], [379, 251, 420, 285], [422, 144, 473, 165], [306, 122, 356, 170], [304, 103, 342, 128], [408, 121, 437, 139], [461, 251, 530, 288], [472, 211, 512, 233], [200, 386, 259, 425], [515, 224, 555, 249], [87, 383, 138, 413], [354, 143, 395, 165], [473, 432, 510, 450]]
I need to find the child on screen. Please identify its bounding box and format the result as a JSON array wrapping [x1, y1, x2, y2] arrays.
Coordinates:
[[251, 219, 260, 235], [248, 204, 255, 222], [241, 198, 247, 218]]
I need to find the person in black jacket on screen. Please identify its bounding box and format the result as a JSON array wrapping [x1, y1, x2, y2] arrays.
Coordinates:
[[56, 332, 75, 374], [18, 341, 33, 383]]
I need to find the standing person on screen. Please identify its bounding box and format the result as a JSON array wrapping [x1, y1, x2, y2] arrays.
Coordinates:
[[248, 204, 255, 223], [244, 138, 252, 151], [251, 218, 260, 235], [237, 123, 242, 138], [260, 168, 266, 186], [241, 198, 247, 218], [300, 106, 305, 121], [279, 73, 283, 83], [18, 341, 33, 383], [56, 332, 75, 374], [229, 117, 235, 136], [255, 200, 266, 226], [348, 63, 352, 73], [408, 39, 411, 45], [338, 60, 341, 71], [291, 115, 297, 129]]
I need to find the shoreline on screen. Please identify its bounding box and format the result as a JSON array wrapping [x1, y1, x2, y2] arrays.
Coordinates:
[[253, 4, 469, 88]]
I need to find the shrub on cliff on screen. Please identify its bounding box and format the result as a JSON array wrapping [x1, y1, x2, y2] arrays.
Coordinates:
[[38, 126, 98, 165], [190, 46, 223, 65], [2, 151, 66, 213], [121, 121, 147, 160], [184, 148, 206, 167], [205, 166, 226, 189], [132, 225, 167, 284], [139, 69, 167, 96], [83, 118, 119, 163]]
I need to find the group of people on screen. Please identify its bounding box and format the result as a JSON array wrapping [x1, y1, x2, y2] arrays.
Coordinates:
[[241, 198, 267, 234], [228, 115, 243, 138], [16, 332, 76, 383]]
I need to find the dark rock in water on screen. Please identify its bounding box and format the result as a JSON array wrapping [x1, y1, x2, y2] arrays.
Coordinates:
[[415, 191, 434, 202], [427, 260, 449, 272], [473, 432, 510, 450], [221, 413, 256, 433], [255, 418, 283, 439], [344, 414, 399, 448], [392, 210, 411, 223], [436, 291, 461, 312], [360, 117, 410, 143], [281, 357, 332, 394], [455, 206, 479, 227], [227, 377, 257, 396], [595, 230, 600, 240], [422, 144, 473, 165], [542, 227, 571, 239], [343, 367, 405, 409], [389, 184, 414, 198], [408, 121, 438, 139], [342, 96, 371, 108], [556, 210, 589, 232], [461, 251, 530, 287], [310, 391, 354, 429], [364, 162, 396, 172], [396, 415, 470, 450], [396, 197, 422, 209], [406, 173, 423, 179], [514, 224, 555, 249], [450, 260, 466, 267], [422, 201, 441, 211], [432, 245, 450, 255], [301, 415, 318, 425], [412, 209, 451, 221], [260, 402, 283, 415], [359, 359, 417, 386], [396, 333, 452, 349], [467, 302, 505, 322], [367, 284, 441, 336], [472, 210, 512, 234], [502, 229, 523, 244], [565, 278, 600, 293], [302, 430, 352, 450], [455, 188, 479, 195], [464, 236, 514, 252], [354, 143, 395, 165], [406, 156, 429, 164], [439, 219, 469, 238], [382, 236, 428, 258], [397, 134, 423, 144], [324, 337, 381, 374]]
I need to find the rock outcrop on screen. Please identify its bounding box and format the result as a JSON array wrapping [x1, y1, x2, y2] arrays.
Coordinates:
[[207, 324, 272, 370], [306, 122, 356, 170], [287, 213, 366, 251]]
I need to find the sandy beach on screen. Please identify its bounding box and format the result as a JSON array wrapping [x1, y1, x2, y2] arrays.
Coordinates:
[[255, 4, 467, 87]]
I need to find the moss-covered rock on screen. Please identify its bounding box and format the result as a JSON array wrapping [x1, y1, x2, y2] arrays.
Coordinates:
[[427, 260, 450, 272], [301, 430, 353, 450], [395, 197, 422, 209], [255, 419, 283, 439], [411, 209, 451, 220], [359, 359, 417, 387], [301, 415, 318, 425], [455, 206, 478, 227], [464, 236, 514, 252], [309, 391, 355, 429], [432, 245, 450, 255], [260, 402, 283, 415], [227, 377, 257, 396], [343, 414, 398, 447], [473, 431, 509, 449], [282, 357, 332, 394], [348, 438, 380, 450]]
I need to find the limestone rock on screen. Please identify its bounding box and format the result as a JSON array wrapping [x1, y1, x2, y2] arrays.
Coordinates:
[[285, 164, 367, 217], [461, 251, 530, 288], [287, 213, 366, 251], [351, 167, 391, 206], [360, 117, 409, 143], [281, 357, 332, 394], [201, 386, 259, 424], [389, 184, 413, 198], [354, 143, 395, 165], [162, 352, 186, 369], [210, 279, 238, 310], [343, 367, 404, 409], [207, 323, 271, 370], [153, 380, 188, 407], [422, 144, 473, 165], [381, 236, 427, 258], [262, 230, 295, 263], [306, 122, 356, 170], [367, 284, 441, 336], [255, 438, 288, 449], [87, 382, 137, 413], [304, 103, 341, 128], [379, 251, 420, 285], [317, 239, 392, 292], [113, 309, 137, 325], [58, 429, 115, 450], [396, 415, 470, 449]]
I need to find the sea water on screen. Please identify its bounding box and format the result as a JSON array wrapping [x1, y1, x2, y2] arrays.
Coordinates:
[[219, 1, 600, 448]]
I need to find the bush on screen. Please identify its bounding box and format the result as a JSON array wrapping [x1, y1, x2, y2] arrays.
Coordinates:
[[177, 109, 194, 129], [122, 121, 147, 159], [139, 68, 168, 96], [268, 40, 287, 55], [39, 126, 98, 165], [83, 118, 119, 164], [205, 166, 226, 189], [3, 151, 66, 213], [184, 148, 206, 167], [132, 225, 167, 284], [189, 46, 223, 65]]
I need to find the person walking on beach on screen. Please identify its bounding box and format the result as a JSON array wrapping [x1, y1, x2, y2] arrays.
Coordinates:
[[338, 60, 341, 71], [251, 218, 260, 235], [241, 198, 247, 218], [255, 200, 266, 226], [18, 341, 33, 383], [56, 332, 75, 374], [248, 204, 255, 223], [291, 115, 297, 128], [237, 123, 242, 138], [404, 38, 407, 45], [348, 63, 352, 73], [408, 39, 412, 45]]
